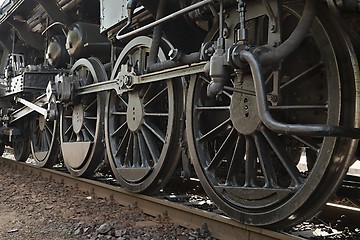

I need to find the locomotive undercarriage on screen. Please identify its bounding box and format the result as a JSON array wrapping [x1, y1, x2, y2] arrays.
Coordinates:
[[1, 0, 360, 228]]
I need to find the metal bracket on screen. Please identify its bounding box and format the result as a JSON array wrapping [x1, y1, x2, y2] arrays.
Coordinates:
[[15, 96, 47, 118]]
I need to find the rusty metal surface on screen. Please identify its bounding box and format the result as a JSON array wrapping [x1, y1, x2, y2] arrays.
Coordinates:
[[0, 157, 303, 240]]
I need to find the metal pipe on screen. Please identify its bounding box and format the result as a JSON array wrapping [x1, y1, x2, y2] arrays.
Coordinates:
[[258, 0, 317, 66], [240, 50, 360, 139], [148, 0, 166, 66], [147, 52, 200, 72], [116, 0, 213, 40]]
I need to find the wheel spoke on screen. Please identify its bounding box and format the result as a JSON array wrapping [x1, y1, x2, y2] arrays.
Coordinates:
[[45, 124, 53, 136], [254, 132, 278, 188], [111, 121, 127, 138], [244, 136, 258, 187], [280, 62, 324, 90], [124, 133, 134, 167], [35, 130, 41, 148], [84, 99, 97, 111], [44, 130, 51, 150], [141, 127, 160, 163], [206, 127, 237, 171], [226, 134, 246, 185], [117, 95, 128, 107], [144, 112, 168, 117], [144, 85, 167, 107], [143, 119, 165, 143], [270, 104, 327, 110], [64, 124, 73, 136], [111, 111, 127, 116], [41, 133, 47, 151], [195, 106, 230, 111], [142, 83, 158, 102], [292, 135, 321, 152], [114, 128, 130, 158], [261, 127, 303, 187], [132, 133, 140, 167], [83, 122, 95, 140], [137, 132, 150, 167], [84, 116, 97, 120], [197, 118, 231, 142]]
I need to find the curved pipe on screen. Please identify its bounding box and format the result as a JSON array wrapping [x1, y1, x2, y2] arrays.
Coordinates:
[[147, 51, 200, 72], [116, 0, 213, 40], [258, 0, 317, 66], [240, 50, 360, 139], [41, 22, 67, 35]]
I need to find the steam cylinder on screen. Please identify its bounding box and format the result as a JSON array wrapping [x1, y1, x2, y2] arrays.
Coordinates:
[[46, 35, 69, 68], [66, 22, 111, 62]]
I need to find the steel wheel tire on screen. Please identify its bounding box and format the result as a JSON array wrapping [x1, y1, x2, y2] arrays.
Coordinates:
[[60, 58, 106, 177], [105, 36, 182, 193], [30, 113, 59, 168], [186, 2, 358, 227]]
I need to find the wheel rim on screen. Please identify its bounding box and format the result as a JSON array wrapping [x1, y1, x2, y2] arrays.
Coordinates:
[[60, 58, 106, 177], [13, 140, 30, 162], [186, 3, 357, 227], [30, 113, 59, 167], [105, 36, 182, 193]]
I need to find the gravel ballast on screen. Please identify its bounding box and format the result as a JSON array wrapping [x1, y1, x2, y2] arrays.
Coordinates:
[[0, 160, 213, 240]]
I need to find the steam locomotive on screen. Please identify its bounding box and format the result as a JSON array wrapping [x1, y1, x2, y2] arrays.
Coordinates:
[[0, 0, 359, 228]]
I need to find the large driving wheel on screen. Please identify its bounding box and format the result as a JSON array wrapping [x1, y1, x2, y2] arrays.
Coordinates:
[[60, 58, 106, 177], [105, 36, 183, 193], [30, 113, 60, 167], [186, 2, 359, 228]]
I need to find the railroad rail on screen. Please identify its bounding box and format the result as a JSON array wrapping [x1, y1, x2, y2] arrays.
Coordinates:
[[0, 157, 302, 240]]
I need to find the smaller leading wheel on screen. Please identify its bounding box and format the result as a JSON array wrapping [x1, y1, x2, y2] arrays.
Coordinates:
[[60, 57, 106, 177], [13, 120, 30, 162], [105, 36, 183, 193], [30, 112, 60, 167], [0, 142, 4, 157]]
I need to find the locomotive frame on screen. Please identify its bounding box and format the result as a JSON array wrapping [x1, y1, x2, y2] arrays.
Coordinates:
[[0, 0, 360, 228]]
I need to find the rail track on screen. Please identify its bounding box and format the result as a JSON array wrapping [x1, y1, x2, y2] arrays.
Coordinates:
[[0, 156, 303, 240], [3, 152, 360, 239]]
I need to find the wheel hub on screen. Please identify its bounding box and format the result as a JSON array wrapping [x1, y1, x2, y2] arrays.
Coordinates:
[[230, 76, 261, 135], [72, 104, 84, 134], [127, 92, 144, 132], [38, 115, 46, 131]]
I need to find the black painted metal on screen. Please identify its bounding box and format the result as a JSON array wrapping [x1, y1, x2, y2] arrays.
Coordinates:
[[1, 0, 360, 230], [105, 36, 183, 193], [241, 50, 360, 139], [35, 0, 72, 25], [60, 58, 106, 177], [186, 1, 358, 227]]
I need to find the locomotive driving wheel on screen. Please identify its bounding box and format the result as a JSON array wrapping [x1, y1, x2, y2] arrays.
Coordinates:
[[186, 2, 358, 227], [30, 113, 60, 168], [60, 58, 106, 177], [105, 36, 182, 193]]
